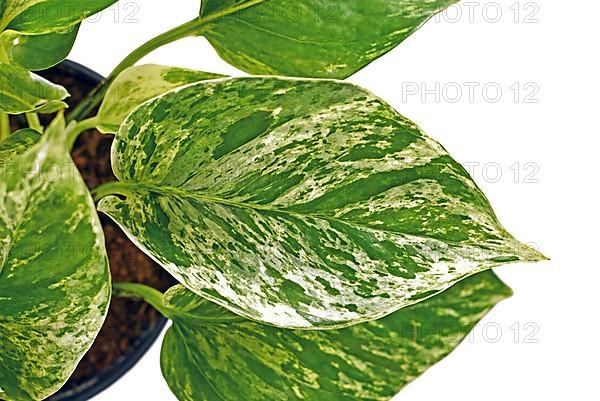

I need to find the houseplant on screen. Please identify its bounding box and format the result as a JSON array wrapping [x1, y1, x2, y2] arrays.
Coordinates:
[[0, 1, 547, 401]]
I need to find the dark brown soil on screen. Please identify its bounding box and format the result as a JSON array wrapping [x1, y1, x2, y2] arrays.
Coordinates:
[[31, 66, 175, 398]]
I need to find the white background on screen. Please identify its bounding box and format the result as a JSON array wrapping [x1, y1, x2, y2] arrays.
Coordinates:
[[66, 1, 599, 400]]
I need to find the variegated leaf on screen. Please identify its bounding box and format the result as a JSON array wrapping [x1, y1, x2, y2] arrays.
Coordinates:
[[0, 115, 111, 401], [0, 128, 40, 162], [159, 271, 512, 401], [196, 0, 458, 78], [98, 77, 545, 329], [97, 64, 225, 134], [0, 63, 68, 114], [1, 0, 118, 34]]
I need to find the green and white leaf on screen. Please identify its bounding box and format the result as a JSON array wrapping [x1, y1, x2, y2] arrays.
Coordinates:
[[0, 128, 40, 161], [159, 271, 512, 401], [195, 0, 459, 78], [0, 25, 79, 71], [98, 77, 545, 329], [0, 115, 110, 401], [97, 64, 225, 134], [1, 0, 118, 34], [0, 63, 68, 114]]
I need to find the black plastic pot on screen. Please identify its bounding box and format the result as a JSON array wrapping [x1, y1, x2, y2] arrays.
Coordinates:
[[38, 60, 169, 401]]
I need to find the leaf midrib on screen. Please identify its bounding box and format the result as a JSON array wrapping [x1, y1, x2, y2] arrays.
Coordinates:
[[104, 180, 492, 248]]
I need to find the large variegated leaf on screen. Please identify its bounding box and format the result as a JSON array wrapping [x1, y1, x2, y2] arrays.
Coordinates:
[[0, 116, 111, 401], [97, 64, 224, 134], [97, 77, 545, 329], [195, 0, 458, 78], [0, 63, 68, 114], [157, 271, 512, 401]]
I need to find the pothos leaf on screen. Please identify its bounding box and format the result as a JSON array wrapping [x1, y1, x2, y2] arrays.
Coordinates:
[[0, 25, 79, 71], [0, 116, 111, 401], [2, 0, 118, 34], [160, 271, 512, 401], [0, 63, 68, 114], [0, 128, 41, 161], [98, 77, 545, 329], [97, 64, 225, 134], [0, 0, 116, 75], [196, 0, 459, 78]]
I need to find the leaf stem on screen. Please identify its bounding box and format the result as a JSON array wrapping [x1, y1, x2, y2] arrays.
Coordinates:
[[65, 116, 99, 149], [25, 113, 42, 132], [91, 180, 133, 202], [67, 18, 206, 123], [113, 282, 174, 319], [0, 112, 9, 140]]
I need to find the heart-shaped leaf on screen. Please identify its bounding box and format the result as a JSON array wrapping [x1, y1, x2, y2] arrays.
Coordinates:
[[195, 0, 458, 78], [156, 270, 511, 401], [0, 1, 116, 76], [0, 117, 111, 401], [0, 25, 79, 71], [0, 63, 68, 114], [98, 77, 545, 329], [97, 64, 225, 134]]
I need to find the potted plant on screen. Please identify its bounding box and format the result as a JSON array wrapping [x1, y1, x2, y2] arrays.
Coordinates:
[[0, 1, 547, 401]]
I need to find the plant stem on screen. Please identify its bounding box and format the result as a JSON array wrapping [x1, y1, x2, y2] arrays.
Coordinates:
[[113, 282, 174, 319], [91, 180, 133, 202], [114, 282, 247, 324], [112, 19, 205, 84], [66, 116, 99, 149], [25, 113, 42, 132], [67, 18, 206, 123], [0, 112, 10, 140]]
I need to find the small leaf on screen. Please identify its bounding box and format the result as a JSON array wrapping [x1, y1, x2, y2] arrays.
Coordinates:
[[0, 0, 117, 73], [197, 0, 459, 78], [97, 64, 225, 134], [0, 119, 110, 400], [3, 0, 118, 34], [0, 25, 79, 71], [0, 128, 41, 161], [161, 271, 512, 401], [0, 63, 69, 114], [98, 77, 545, 329]]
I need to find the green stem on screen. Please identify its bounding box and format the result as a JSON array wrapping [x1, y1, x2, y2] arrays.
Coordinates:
[[0, 112, 9, 140], [66, 116, 99, 149], [114, 282, 247, 324], [91, 180, 132, 202], [68, 0, 268, 123], [67, 18, 206, 123], [111, 18, 205, 83], [113, 282, 174, 319], [25, 113, 42, 132]]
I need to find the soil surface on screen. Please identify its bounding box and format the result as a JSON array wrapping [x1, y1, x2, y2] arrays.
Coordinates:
[[29, 65, 175, 399]]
